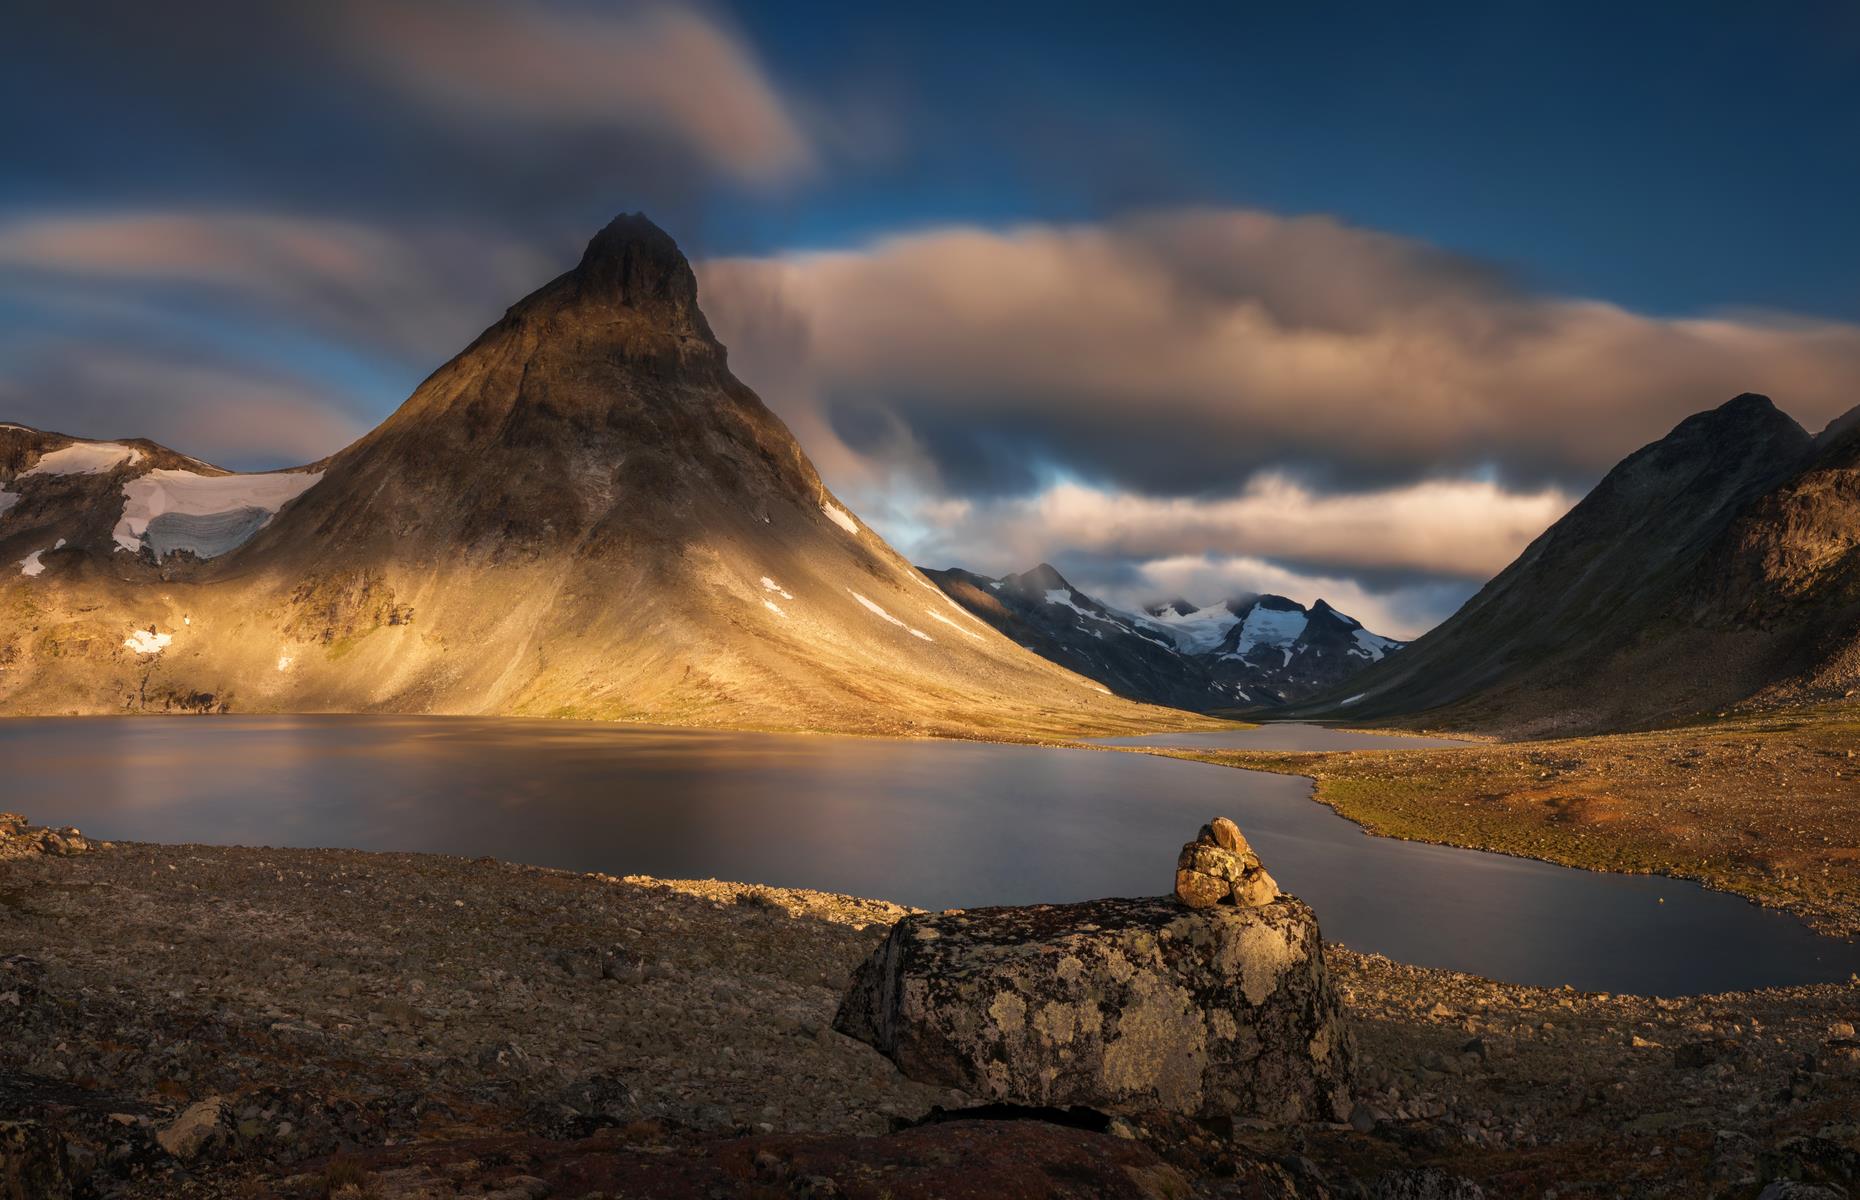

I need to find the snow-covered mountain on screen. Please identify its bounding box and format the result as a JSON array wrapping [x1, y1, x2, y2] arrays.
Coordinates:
[[925, 563, 1403, 711], [0, 215, 1190, 739]]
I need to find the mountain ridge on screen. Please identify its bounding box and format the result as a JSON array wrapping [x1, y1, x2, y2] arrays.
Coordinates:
[[0, 215, 1205, 739], [1286, 392, 1860, 733], [926, 562, 1401, 711]]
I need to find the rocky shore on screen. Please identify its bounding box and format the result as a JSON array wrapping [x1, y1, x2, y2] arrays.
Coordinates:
[[3, 821, 1858, 1198]]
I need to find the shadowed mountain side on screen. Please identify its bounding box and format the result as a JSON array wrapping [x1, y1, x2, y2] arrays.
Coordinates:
[[1286, 393, 1860, 734], [0, 216, 1207, 738]]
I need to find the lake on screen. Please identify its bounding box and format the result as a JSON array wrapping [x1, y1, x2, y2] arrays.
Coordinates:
[[2, 715, 1855, 995], [1093, 724, 1474, 751]]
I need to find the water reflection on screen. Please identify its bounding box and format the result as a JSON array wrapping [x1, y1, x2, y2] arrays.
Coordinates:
[[2, 716, 1854, 995]]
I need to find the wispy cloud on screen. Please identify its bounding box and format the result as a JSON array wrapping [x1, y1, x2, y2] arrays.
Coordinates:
[[701, 209, 1860, 495], [0, 343, 369, 468], [905, 476, 1575, 581], [0, 211, 553, 364], [334, 0, 816, 186]]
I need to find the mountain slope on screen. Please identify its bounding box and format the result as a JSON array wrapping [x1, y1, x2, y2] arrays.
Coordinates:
[[0, 215, 1201, 738], [925, 563, 1401, 711], [1288, 393, 1860, 733]]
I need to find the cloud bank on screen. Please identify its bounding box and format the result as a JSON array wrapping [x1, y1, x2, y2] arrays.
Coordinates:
[[696, 208, 1860, 630], [701, 210, 1860, 496]]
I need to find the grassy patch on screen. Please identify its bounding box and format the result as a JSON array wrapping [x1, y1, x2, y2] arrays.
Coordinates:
[[1159, 706, 1860, 937]]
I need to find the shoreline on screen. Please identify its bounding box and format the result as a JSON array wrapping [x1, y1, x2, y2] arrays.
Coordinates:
[[4, 832, 1859, 1196], [1147, 712, 1860, 942]]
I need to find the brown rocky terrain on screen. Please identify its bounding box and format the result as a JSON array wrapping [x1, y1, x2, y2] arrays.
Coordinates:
[[0, 216, 1211, 741], [3, 823, 1857, 1198]]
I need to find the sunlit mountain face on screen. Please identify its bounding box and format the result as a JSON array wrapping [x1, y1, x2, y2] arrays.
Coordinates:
[[8, 2, 1860, 647]]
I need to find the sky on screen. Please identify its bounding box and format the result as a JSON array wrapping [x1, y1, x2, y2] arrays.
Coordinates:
[[4, 0, 1859, 638]]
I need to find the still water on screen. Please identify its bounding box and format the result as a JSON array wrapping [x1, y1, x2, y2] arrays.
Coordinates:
[[2, 716, 1855, 995], [1094, 724, 1475, 751]]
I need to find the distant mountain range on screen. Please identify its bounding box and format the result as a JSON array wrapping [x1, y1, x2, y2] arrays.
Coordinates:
[[0, 215, 1181, 738], [1289, 392, 1860, 734], [925, 563, 1402, 711]]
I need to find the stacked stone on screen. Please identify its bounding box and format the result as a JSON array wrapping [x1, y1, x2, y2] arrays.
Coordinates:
[[0, 813, 97, 860], [1173, 816, 1279, 909]]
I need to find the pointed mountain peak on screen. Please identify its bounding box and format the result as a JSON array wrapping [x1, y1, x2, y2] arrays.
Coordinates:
[[1020, 562, 1071, 591], [1001, 562, 1076, 601], [558, 212, 717, 345], [1673, 392, 1805, 442]]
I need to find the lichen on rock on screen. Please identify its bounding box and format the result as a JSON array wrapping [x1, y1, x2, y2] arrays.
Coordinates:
[[834, 893, 1355, 1122]]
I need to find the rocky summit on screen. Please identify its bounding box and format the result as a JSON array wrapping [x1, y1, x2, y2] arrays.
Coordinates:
[[834, 824, 1353, 1122], [0, 214, 1204, 741]]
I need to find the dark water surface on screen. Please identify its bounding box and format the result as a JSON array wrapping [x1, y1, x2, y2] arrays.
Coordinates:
[[1094, 723, 1475, 751], [2, 716, 1855, 995]]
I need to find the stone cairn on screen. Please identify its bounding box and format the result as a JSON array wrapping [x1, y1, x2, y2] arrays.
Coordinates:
[[0, 813, 100, 860], [1173, 816, 1279, 909], [834, 815, 1355, 1121]]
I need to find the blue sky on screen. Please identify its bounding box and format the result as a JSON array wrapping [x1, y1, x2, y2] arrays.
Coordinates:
[[4, 0, 1858, 635]]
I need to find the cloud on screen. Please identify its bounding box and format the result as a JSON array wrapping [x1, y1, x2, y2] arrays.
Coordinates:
[[0, 211, 554, 365], [0, 343, 369, 469], [906, 475, 1575, 582], [699, 208, 1860, 495], [334, 0, 816, 186]]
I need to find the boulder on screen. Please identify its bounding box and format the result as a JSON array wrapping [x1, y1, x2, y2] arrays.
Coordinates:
[[834, 894, 1354, 1122], [155, 1097, 228, 1161]]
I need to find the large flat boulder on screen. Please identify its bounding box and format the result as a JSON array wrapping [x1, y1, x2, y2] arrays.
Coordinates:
[[835, 895, 1354, 1122]]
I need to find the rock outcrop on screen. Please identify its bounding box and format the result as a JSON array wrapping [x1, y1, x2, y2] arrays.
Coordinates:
[[834, 888, 1354, 1121]]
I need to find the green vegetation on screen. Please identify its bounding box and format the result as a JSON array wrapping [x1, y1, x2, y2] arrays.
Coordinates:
[[1159, 706, 1860, 937]]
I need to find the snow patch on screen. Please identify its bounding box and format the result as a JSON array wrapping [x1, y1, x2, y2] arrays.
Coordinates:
[[1235, 606, 1308, 655], [1350, 628, 1400, 661], [848, 590, 933, 641], [23, 442, 142, 477], [925, 608, 983, 640], [1340, 693, 1367, 706], [762, 599, 787, 618], [821, 502, 858, 534], [276, 655, 293, 672], [17, 538, 64, 577], [759, 576, 795, 600], [1146, 602, 1242, 654], [114, 469, 323, 559], [124, 627, 172, 655]]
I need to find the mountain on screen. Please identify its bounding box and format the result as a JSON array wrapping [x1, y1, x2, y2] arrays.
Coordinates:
[[924, 563, 1402, 711], [1288, 393, 1860, 733], [0, 215, 1192, 738]]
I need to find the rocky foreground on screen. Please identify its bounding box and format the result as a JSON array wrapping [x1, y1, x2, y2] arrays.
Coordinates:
[[2, 819, 1859, 1198]]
